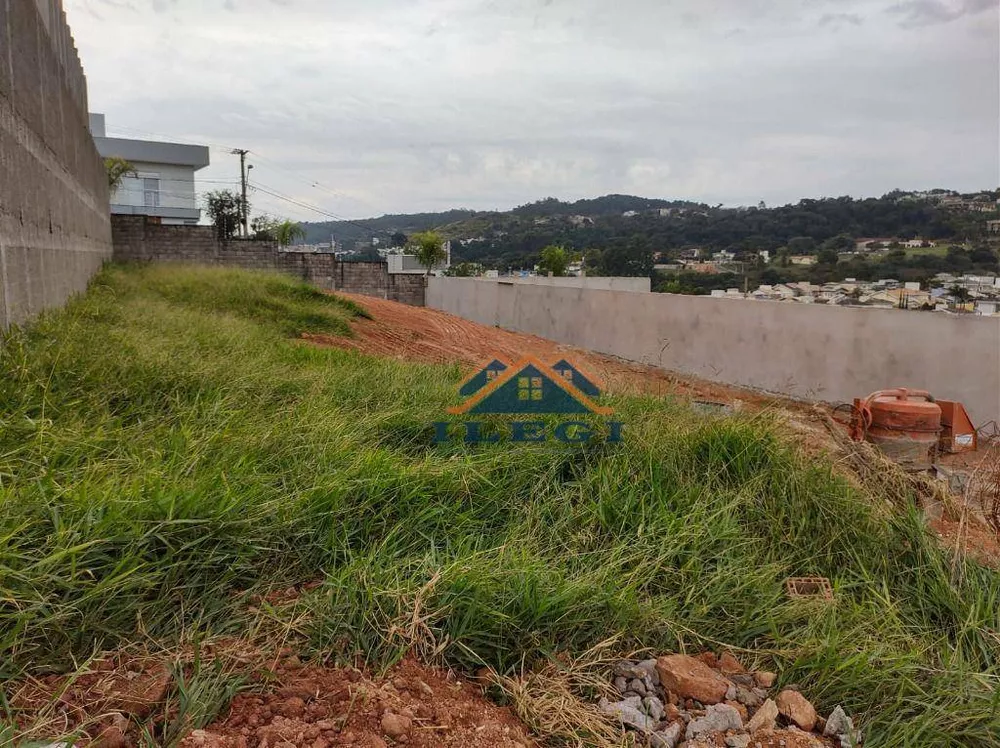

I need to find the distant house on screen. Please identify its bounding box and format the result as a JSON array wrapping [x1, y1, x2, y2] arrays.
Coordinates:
[[976, 300, 999, 316], [90, 114, 209, 225], [386, 241, 452, 274], [987, 220, 1000, 234], [789, 255, 817, 266]]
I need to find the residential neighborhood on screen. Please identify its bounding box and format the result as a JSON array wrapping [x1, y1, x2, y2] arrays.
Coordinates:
[[712, 272, 1000, 315]]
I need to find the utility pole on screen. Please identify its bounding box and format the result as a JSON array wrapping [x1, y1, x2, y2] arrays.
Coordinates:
[[233, 148, 250, 238]]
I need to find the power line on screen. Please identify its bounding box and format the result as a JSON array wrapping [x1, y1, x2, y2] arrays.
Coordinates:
[[247, 150, 364, 207], [104, 125, 238, 153], [250, 181, 377, 234], [105, 124, 381, 224]]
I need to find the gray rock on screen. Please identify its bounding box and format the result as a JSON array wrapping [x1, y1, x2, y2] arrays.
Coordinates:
[[685, 703, 744, 740], [725, 736, 751, 748], [613, 660, 637, 677], [752, 686, 769, 701], [729, 673, 756, 688], [643, 695, 665, 722], [649, 722, 683, 748], [598, 696, 655, 732], [637, 658, 661, 686], [629, 677, 647, 696], [824, 706, 854, 737], [614, 660, 651, 681], [735, 685, 763, 709], [841, 735, 861, 748], [614, 676, 628, 693], [725, 684, 738, 701]]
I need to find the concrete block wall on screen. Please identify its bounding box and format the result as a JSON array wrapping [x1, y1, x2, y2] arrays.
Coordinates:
[[0, 0, 112, 329], [388, 274, 426, 306], [110, 216, 425, 305], [427, 277, 1000, 427]]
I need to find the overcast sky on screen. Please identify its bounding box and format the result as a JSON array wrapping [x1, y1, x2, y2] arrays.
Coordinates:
[[66, 0, 998, 220]]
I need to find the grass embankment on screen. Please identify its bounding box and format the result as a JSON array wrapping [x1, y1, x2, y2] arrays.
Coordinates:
[[1, 264, 998, 745]]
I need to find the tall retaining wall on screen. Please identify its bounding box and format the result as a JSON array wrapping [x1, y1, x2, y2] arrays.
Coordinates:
[[427, 277, 1000, 427], [0, 0, 113, 328], [111, 216, 424, 305], [494, 276, 650, 292]]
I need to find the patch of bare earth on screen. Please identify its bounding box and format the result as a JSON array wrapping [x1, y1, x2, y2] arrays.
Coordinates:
[[185, 655, 536, 748], [306, 292, 793, 408], [6, 652, 536, 748]]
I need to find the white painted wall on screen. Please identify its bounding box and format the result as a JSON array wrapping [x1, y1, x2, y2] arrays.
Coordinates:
[[111, 161, 198, 214], [427, 278, 1000, 426], [492, 276, 651, 292]]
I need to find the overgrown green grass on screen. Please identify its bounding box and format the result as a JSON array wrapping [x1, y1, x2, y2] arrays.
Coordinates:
[[1, 264, 998, 745]]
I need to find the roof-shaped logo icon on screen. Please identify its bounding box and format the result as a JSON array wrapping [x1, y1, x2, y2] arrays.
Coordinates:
[[448, 356, 612, 415], [457, 357, 510, 397], [550, 359, 601, 397]]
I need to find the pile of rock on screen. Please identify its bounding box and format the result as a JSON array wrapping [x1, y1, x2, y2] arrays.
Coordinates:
[[597, 652, 860, 748]]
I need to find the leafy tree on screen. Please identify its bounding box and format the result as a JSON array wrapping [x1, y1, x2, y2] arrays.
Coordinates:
[[538, 245, 569, 276], [391, 232, 408, 248], [275, 220, 306, 247], [104, 157, 135, 191], [817, 248, 839, 265], [600, 239, 653, 277], [409, 231, 447, 275], [822, 234, 854, 251], [948, 285, 971, 303], [205, 190, 244, 242], [444, 262, 481, 277], [787, 236, 817, 254], [945, 246, 973, 272], [251, 215, 278, 241], [969, 245, 998, 268]]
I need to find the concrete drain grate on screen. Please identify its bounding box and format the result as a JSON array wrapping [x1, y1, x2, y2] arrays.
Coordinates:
[[785, 577, 833, 600]]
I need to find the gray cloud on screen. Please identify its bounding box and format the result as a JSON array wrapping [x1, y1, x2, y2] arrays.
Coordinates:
[[819, 12, 864, 27], [886, 0, 996, 27], [66, 0, 999, 218]]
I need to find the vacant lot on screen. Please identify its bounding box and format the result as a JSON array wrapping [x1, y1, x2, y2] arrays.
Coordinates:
[[1, 265, 998, 746]]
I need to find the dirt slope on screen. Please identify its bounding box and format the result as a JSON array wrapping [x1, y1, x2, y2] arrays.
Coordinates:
[[307, 293, 795, 409]]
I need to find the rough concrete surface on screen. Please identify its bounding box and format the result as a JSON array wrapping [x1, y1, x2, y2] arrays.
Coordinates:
[[0, 0, 113, 329], [426, 277, 1000, 427]]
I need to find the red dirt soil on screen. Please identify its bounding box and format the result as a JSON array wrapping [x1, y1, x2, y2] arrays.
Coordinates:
[[7, 653, 536, 748], [307, 293, 791, 409], [182, 656, 536, 748]]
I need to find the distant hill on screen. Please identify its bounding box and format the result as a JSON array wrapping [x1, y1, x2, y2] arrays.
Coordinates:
[[298, 194, 704, 246], [297, 190, 999, 270]]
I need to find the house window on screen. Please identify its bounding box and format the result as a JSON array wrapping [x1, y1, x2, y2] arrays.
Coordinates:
[[143, 178, 160, 208], [518, 376, 543, 401]]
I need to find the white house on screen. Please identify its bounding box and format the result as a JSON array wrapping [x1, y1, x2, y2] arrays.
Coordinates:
[[90, 114, 210, 225], [386, 241, 452, 274]]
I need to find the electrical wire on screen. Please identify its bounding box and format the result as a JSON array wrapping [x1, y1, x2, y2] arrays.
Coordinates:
[[250, 181, 377, 234], [105, 125, 381, 225]]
